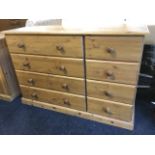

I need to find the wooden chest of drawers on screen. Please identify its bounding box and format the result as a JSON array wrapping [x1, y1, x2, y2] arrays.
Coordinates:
[[0, 34, 20, 101], [3, 25, 148, 129]]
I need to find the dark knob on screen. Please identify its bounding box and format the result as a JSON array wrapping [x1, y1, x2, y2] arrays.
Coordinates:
[[23, 62, 30, 68], [56, 45, 64, 53], [104, 91, 112, 97], [17, 42, 25, 49], [63, 99, 70, 106], [27, 79, 34, 85], [31, 93, 38, 99], [106, 47, 115, 54], [105, 70, 114, 80], [103, 107, 112, 115], [62, 83, 69, 90]]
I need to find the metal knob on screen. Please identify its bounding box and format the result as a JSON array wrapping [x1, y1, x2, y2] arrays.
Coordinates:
[[106, 47, 115, 54], [31, 93, 38, 99], [17, 42, 25, 49], [63, 99, 70, 106], [62, 83, 69, 90], [104, 91, 112, 97], [103, 107, 112, 115], [27, 79, 35, 85]]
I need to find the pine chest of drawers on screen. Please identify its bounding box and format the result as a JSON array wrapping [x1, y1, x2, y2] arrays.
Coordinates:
[[0, 34, 20, 101], [3, 25, 148, 129]]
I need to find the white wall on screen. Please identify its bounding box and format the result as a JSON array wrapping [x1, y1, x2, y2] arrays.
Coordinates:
[[145, 26, 155, 44]]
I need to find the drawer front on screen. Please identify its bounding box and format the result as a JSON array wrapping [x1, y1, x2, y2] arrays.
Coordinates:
[[86, 36, 143, 62], [6, 35, 83, 58], [88, 97, 133, 121], [17, 70, 85, 95], [87, 80, 136, 104], [86, 60, 139, 85], [21, 85, 85, 111], [12, 54, 84, 78]]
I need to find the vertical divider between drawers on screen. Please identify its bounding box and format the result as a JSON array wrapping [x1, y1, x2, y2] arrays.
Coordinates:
[[82, 35, 88, 111]]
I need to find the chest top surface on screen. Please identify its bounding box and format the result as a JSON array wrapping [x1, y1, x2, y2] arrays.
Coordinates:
[[2, 25, 149, 36]]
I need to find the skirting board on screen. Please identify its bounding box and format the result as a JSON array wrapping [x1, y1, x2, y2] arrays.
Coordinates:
[[0, 93, 13, 102], [22, 98, 134, 130]]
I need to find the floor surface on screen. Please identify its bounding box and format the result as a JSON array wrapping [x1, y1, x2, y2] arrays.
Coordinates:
[[0, 97, 155, 135]]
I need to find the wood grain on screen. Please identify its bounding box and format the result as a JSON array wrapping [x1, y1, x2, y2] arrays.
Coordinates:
[[85, 36, 143, 62], [0, 35, 20, 101], [87, 80, 136, 104], [88, 97, 133, 121], [21, 85, 86, 111], [16, 70, 85, 95], [86, 60, 139, 85], [3, 25, 149, 35], [6, 35, 83, 58], [0, 19, 26, 31], [11, 54, 84, 78]]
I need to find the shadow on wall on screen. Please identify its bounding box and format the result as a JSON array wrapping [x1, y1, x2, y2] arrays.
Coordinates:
[[145, 25, 155, 44]]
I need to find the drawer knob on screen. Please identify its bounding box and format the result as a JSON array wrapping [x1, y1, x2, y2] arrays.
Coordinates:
[[104, 91, 112, 97], [31, 93, 38, 100], [63, 99, 71, 106], [56, 45, 64, 53], [27, 79, 35, 85], [17, 42, 25, 49], [106, 47, 115, 54], [62, 83, 69, 90], [23, 62, 30, 68], [103, 107, 112, 115], [59, 65, 66, 72], [105, 70, 115, 80]]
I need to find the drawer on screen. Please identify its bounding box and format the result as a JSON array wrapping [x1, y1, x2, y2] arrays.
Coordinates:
[[6, 35, 83, 58], [87, 80, 136, 104], [86, 60, 139, 85], [11, 54, 84, 78], [88, 97, 133, 121], [16, 70, 85, 95], [21, 85, 86, 111], [85, 36, 143, 62]]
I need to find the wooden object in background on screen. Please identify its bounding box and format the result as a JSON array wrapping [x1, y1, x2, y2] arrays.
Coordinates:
[[0, 19, 26, 31], [0, 34, 20, 101], [3, 25, 148, 129]]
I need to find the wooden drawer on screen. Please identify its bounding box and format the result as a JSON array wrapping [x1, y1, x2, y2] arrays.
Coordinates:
[[6, 35, 83, 58], [16, 70, 85, 95], [11, 54, 84, 78], [21, 85, 85, 111], [87, 80, 136, 104], [85, 36, 143, 62], [88, 97, 133, 121], [86, 60, 139, 85]]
